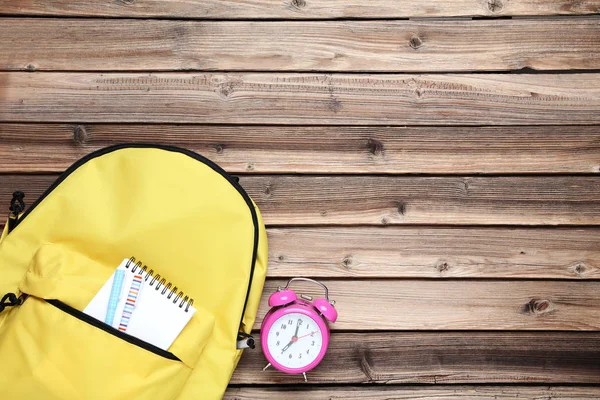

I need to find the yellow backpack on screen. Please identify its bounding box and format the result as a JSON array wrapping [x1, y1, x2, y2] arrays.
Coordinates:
[[0, 144, 268, 399]]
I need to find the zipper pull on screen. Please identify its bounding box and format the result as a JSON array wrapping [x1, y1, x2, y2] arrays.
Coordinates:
[[0, 292, 27, 313], [237, 331, 256, 349], [7, 191, 25, 233]]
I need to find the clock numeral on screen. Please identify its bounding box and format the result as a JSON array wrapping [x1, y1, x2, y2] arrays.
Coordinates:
[[306, 324, 310, 330], [276, 341, 280, 346], [276, 332, 279, 337], [311, 341, 315, 346], [289, 354, 292, 359], [281, 324, 287, 330], [298, 354, 302, 359], [288, 319, 293, 325], [298, 319, 303, 326], [306, 349, 310, 354]]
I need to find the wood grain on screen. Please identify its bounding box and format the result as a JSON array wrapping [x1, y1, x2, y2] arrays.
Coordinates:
[[231, 332, 600, 384], [2, 215, 599, 280], [0, 222, 600, 279], [241, 175, 600, 225], [225, 386, 600, 399], [3, 19, 600, 72], [2, 73, 600, 125], [254, 279, 600, 330], [2, 124, 600, 174], [1, 0, 599, 19], [0, 221, 598, 278], [266, 227, 600, 279], [2, 175, 600, 225]]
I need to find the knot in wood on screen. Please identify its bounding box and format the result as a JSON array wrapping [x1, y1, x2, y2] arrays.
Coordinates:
[[278, 255, 285, 261], [409, 36, 423, 50], [366, 138, 385, 156], [26, 64, 36, 72], [436, 261, 450, 273], [214, 144, 224, 154], [218, 82, 235, 98], [396, 201, 406, 215], [358, 350, 377, 382], [526, 299, 553, 315], [291, 0, 306, 8], [487, 0, 503, 12], [264, 184, 272, 196], [73, 125, 89, 145], [571, 262, 588, 276], [341, 255, 353, 269]]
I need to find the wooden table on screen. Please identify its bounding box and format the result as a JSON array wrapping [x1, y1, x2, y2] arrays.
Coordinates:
[[1, 1, 600, 398]]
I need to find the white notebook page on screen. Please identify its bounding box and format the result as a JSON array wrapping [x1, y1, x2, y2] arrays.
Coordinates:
[[83, 259, 196, 350]]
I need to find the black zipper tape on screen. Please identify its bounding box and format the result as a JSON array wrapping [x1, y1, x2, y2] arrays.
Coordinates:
[[46, 299, 180, 361], [10, 144, 259, 334]]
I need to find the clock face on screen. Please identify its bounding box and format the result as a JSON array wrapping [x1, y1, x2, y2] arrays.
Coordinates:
[[265, 312, 324, 370]]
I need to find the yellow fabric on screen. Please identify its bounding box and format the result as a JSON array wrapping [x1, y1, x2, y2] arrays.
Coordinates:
[[0, 147, 268, 400]]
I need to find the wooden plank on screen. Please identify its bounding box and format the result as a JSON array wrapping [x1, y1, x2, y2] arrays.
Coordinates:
[[1, 0, 599, 19], [266, 227, 600, 279], [1, 213, 599, 281], [1, 73, 600, 125], [2, 124, 600, 174], [241, 176, 600, 226], [3, 19, 600, 72], [230, 332, 600, 383], [0, 221, 598, 278], [2, 175, 600, 225], [225, 386, 600, 399], [253, 279, 600, 330]]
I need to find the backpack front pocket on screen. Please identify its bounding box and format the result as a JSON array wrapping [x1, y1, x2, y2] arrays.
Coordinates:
[[0, 296, 191, 400], [0, 244, 215, 399]]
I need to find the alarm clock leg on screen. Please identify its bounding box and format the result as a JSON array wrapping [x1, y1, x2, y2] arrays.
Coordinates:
[[262, 363, 272, 371], [303, 372, 307, 382]]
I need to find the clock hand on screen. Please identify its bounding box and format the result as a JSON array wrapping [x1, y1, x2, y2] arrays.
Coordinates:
[[282, 321, 303, 353], [294, 323, 300, 337], [298, 331, 317, 339], [281, 340, 294, 353]]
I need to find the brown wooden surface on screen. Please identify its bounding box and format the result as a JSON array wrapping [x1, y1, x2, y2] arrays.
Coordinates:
[[224, 386, 600, 399], [1, 0, 599, 19], [266, 227, 600, 278], [231, 332, 600, 384], [2, 1, 599, 397], [255, 279, 600, 330], [2, 73, 600, 125], [2, 174, 600, 226], [2, 124, 600, 174], [3, 19, 600, 72]]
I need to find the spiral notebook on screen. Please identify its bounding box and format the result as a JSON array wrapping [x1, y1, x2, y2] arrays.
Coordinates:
[[83, 257, 196, 350]]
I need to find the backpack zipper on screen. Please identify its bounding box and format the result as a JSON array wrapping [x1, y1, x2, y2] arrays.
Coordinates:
[[7, 191, 25, 234], [0, 292, 27, 313], [46, 298, 180, 361], [4, 144, 259, 341]]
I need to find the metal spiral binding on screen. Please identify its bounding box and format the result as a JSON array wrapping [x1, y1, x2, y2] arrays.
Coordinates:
[[125, 257, 194, 312]]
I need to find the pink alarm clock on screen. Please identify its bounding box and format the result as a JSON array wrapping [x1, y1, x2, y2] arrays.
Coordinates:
[[261, 278, 337, 381]]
